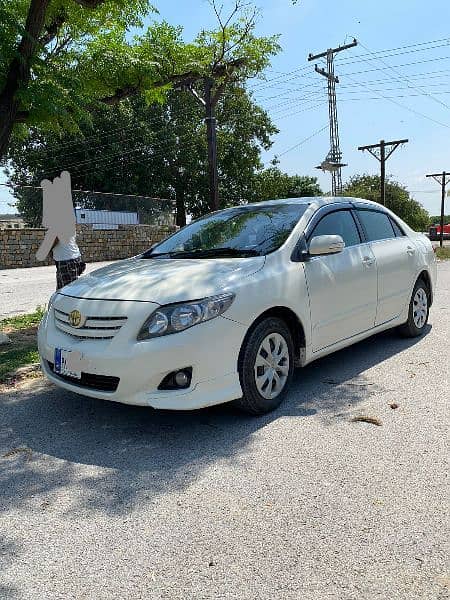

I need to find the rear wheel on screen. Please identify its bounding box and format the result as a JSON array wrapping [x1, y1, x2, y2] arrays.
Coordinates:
[[236, 317, 295, 415], [398, 279, 430, 337]]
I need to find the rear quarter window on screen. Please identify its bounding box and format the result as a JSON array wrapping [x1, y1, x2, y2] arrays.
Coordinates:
[[390, 217, 405, 237]]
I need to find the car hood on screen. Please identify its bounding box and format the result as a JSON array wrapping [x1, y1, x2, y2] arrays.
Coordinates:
[[59, 255, 265, 303]]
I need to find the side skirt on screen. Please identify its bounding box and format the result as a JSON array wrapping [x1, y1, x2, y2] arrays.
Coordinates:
[[301, 316, 405, 367]]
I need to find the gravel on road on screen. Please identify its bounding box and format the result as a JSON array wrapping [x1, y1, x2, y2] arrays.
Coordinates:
[[0, 262, 449, 600]]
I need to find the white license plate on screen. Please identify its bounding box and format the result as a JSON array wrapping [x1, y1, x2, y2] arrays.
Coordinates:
[[54, 348, 82, 379]]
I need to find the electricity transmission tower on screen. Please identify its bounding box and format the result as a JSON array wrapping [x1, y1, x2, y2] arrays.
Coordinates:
[[358, 138, 409, 206], [308, 39, 358, 196], [426, 171, 450, 248]]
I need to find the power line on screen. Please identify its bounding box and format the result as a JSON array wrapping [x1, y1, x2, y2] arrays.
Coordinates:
[[270, 101, 328, 121], [356, 40, 450, 111], [343, 72, 450, 129], [249, 39, 450, 93], [24, 104, 203, 160], [336, 40, 450, 66], [268, 87, 450, 112], [276, 125, 328, 157], [0, 182, 174, 203], [339, 55, 450, 77], [253, 55, 450, 95], [258, 71, 450, 102], [337, 36, 450, 60], [249, 37, 450, 90]]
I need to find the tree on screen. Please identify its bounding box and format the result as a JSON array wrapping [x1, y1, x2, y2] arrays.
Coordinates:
[[429, 214, 450, 225], [343, 174, 429, 231], [251, 166, 322, 202], [6, 85, 278, 226], [0, 0, 279, 164]]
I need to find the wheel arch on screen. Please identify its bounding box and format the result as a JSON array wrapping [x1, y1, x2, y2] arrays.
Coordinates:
[[417, 269, 433, 305], [238, 306, 306, 370]]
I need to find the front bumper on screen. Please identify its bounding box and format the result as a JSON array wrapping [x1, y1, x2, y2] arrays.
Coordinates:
[[38, 296, 246, 410]]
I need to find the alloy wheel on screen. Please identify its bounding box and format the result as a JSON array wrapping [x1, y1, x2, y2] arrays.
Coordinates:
[[254, 332, 290, 399], [413, 287, 428, 329]]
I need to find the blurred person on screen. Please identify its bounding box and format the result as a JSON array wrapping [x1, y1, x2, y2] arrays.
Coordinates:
[[36, 171, 85, 289]]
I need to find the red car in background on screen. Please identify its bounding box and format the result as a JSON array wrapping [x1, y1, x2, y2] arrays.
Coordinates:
[[429, 223, 450, 240]]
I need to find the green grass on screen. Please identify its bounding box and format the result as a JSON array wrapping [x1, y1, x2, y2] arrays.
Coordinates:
[[0, 347, 40, 382], [435, 247, 450, 260], [1, 306, 45, 329], [0, 306, 45, 383]]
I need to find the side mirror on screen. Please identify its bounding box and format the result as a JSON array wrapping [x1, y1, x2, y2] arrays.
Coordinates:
[[308, 234, 345, 256]]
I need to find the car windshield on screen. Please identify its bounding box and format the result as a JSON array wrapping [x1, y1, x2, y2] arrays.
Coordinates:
[[143, 203, 309, 258]]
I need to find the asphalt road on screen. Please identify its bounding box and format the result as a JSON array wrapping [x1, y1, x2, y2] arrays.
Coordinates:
[[0, 262, 114, 319], [0, 263, 449, 600]]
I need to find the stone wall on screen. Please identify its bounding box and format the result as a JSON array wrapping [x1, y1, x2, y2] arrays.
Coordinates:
[[0, 224, 176, 269]]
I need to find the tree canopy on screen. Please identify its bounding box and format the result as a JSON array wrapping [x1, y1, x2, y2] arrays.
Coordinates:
[[0, 0, 279, 159], [6, 85, 279, 225], [342, 174, 429, 231], [251, 166, 322, 202]]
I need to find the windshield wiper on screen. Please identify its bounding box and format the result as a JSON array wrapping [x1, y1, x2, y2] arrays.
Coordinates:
[[141, 250, 173, 258], [143, 247, 261, 259], [167, 247, 261, 258]]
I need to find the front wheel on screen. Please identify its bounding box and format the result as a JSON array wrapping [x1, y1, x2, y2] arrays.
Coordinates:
[[235, 317, 295, 415], [397, 279, 430, 338]]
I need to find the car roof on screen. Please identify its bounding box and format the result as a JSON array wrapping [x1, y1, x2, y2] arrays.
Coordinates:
[[242, 196, 382, 210]]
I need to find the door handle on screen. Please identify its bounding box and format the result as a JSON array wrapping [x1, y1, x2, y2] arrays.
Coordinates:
[[406, 246, 416, 255], [362, 256, 375, 266]]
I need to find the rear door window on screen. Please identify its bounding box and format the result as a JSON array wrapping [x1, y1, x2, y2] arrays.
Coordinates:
[[311, 210, 361, 247], [356, 210, 395, 242]]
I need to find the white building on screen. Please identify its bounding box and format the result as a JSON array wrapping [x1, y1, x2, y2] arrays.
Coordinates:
[[75, 208, 139, 230]]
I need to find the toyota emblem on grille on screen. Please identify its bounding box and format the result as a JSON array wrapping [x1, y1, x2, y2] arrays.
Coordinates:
[[69, 310, 83, 328]]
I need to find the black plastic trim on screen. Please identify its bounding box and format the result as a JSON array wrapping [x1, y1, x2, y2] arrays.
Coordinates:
[[47, 361, 119, 392], [292, 203, 363, 262]]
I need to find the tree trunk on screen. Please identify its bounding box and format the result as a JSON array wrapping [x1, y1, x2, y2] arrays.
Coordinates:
[[0, 0, 50, 160], [175, 189, 187, 227]]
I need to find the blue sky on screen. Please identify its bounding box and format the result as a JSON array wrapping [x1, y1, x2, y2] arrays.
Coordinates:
[[2, 0, 449, 215]]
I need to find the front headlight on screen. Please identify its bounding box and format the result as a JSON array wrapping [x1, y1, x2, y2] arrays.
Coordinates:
[[137, 293, 235, 340]]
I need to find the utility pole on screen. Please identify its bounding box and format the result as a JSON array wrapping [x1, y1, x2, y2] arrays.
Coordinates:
[[308, 39, 358, 196], [174, 77, 220, 213], [358, 138, 408, 206], [426, 171, 450, 248], [204, 78, 219, 213]]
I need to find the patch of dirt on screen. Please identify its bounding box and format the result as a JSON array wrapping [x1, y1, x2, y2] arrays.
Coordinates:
[[3, 325, 39, 344], [0, 363, 43, 393]]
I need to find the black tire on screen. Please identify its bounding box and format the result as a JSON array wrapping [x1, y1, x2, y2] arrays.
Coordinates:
[[397, 278, 430, 338], [235, 317, 295, 415]]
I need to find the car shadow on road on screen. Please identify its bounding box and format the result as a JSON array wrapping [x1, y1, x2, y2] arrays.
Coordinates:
[[0, 326, 430, 519]]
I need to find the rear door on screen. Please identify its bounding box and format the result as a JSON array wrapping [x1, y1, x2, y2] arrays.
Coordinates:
[[354, 207, 417, 326], [303, 208, 378, 352]]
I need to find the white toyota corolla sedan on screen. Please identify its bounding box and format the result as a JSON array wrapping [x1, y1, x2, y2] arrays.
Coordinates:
[[38, 197, 437, 414]]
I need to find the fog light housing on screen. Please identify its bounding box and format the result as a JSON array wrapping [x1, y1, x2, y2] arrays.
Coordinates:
[[158, 368, 192, 390]]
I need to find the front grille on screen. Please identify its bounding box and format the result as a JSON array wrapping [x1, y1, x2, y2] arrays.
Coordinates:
[[47, 361, 119, 392], [53, 309, 127, 340]]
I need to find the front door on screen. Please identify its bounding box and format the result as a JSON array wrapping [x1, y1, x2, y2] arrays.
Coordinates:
[[303, 209, 378, 352]]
